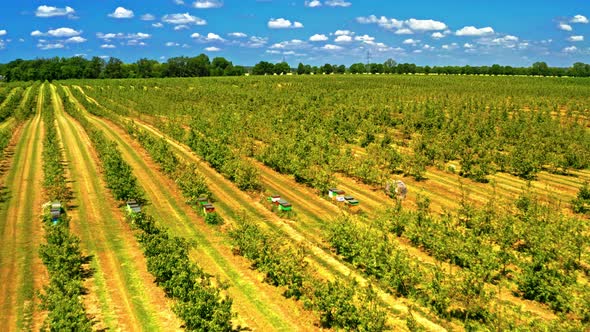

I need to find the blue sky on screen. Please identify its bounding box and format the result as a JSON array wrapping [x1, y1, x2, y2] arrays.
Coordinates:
[[0, 0, 588, 66]]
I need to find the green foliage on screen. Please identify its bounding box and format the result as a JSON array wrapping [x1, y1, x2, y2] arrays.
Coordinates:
[[130, 213, 234, 331], [572, 182, 590, 214], [229, 215, 388, 330]]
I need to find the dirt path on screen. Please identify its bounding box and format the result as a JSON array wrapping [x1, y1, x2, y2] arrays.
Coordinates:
[[0, 86, 46, 331], [51, 85, 180, 331], [87, 107, 448, 332], [71, 96, 316, 331]]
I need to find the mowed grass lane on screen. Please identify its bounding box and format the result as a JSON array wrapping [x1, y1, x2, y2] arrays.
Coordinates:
[[51, 85, 180, 331], [0, 86, 46, 331]]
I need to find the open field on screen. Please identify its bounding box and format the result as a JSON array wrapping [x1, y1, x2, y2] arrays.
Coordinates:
[[0, 75, 589, 331]]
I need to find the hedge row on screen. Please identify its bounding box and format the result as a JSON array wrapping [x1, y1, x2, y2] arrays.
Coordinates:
[[39, 83, 92, 330]]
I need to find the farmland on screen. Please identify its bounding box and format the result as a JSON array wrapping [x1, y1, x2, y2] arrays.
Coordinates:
[[0, 75, 589, 331]]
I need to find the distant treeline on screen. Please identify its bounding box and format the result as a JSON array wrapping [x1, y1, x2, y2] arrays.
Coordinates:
[[1, 54, 589, 82]]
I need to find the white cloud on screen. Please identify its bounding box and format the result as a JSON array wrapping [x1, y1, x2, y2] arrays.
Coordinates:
[[0, 30, 6, 36], [322, 44, 343, 50], [141, 14, 155, 21], [309, 34, 328, 41], [174, 0, 185, 4], [441, 42, 458, 50], [463, 43, 474, 48], [402, 38, 419, 45], [96, 32, 151, 40], [571, 15, 589, 24], [431, 32, 445, 39], [455, 26, 494, 36], [38, 42, 64, 50], [193, 0, 223, 8], [354, 34, 374, 42], [205, 46, 221, 51], [101, 44, 116, 49], [563, 45, 578, 53], [325, 0, 351, 7], [243, 36, 267, 48], [32, 27, 81, 38], [423, 44, 434, 50], [228, 32, 247, 38], [395, 28, 413, 35], [166, 42, 180, 47], [356, 15, 402, 30], [334, 35, 352, 43], [35, 5, 75, 18], [305, 0, 322, 7], [269, 39, 308, 49], [109, 7, 134, 19], [127, 40, 147, 46], [65, 36, 86, 43], [559, 23, 573, 31], [334, 30, 352, 36], [268, 18, 304, 29], [152, 22, 164, 28], [206, 32, 224, 41], [162, 13, 207, 25], [174, 25, 189, 30], [48, 27, 81, 37], [568, 35, 584, 42], [405, 18, 446, 31]]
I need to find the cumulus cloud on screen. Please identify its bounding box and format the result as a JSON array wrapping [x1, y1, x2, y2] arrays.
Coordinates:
[[357, 15, 446, 34], [568, 35, 584, 42], [162, 13, 206, 25], [309, 34, 328, 41], [322, 44, 343, 50], [563, 45, 578, 53], [166, 42, 180, 47], [559, 23, 573, 31], [455, 26, 494, 36], [334, 35, 352, 43], [354, 34, 375, 42], [206, 32, 224, 41], [190, 32, 201, 38], [205, 46, 221, 51], [268, 18, 304, 29], [405, 18, 446, 31], [97, 32, 151, 40], [174, 25, 189, 30], [152, 22, 164, 28], [431, 32, 445, 39], [395, 28, 413, 35], [464, 43, 474, 49], [325, 0, 351, 7], [65, 36, 87, 43], [38, 42, 64, 50], [100, 44, 116, 49], [141, 14, 155, 21], [193, 0, 223, 8], [35, 5, 75, 18], [305, 0, 322, 7], [0, 30, 6, 36], [334, 30, 352, 36], [402, 38, 419, 45], [109, 7, 134, 19], [242, 36, 267, 48], [32, 27, 82, 38], [571, 15, 588, 24], [269, 39, 308, 49], [228, 32, 247, 38]]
